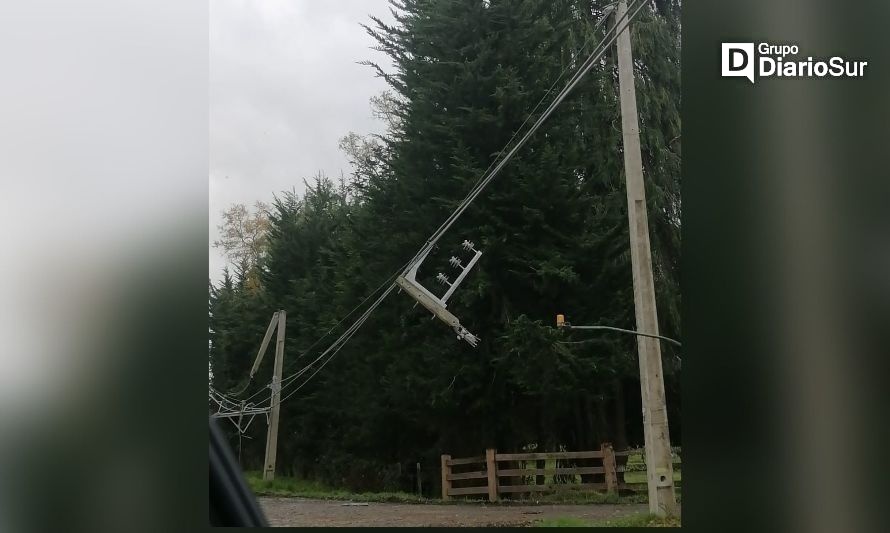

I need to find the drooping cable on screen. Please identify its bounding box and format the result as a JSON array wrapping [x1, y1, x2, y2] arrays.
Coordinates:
[[215, 0, 651, 412], [260, 0, 651, 407], [403, 0, 648, 271]]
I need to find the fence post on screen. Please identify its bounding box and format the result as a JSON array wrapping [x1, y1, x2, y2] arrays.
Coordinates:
[[486, 448, 498, 502], [416, 462, 422, 496], [440, 455, 451, 501], [601, 442, 618, 492]]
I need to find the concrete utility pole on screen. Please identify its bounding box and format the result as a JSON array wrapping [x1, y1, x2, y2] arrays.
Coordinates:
[[263, 310, 286, 481], [613, 0, 677, 516]]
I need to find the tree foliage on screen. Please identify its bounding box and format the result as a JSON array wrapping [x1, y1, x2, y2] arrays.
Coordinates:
[[213, 202, 272, 292], [209, 0, 681, 494]]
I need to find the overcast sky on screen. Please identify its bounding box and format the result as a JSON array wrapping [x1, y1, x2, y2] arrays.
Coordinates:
[[210, 0, 395, 279]]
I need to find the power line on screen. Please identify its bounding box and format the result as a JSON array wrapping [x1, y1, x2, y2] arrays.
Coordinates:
[[412, 4, 618, 262], [559, 324, 682, 347], [402, 0, 648, 271], [275, 286, 394, 405], [245, 283, 396, 408], [279, 267, 404, 374], [263, 0, 651, 407], [233, 258, 412, 404], [215, 0, 652, 412]]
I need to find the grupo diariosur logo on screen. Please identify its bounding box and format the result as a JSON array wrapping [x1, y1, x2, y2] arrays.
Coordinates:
[[722, 42, 868, 83]]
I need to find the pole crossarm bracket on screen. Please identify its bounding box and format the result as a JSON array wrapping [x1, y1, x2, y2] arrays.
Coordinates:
[[397, 240, 482, 347]]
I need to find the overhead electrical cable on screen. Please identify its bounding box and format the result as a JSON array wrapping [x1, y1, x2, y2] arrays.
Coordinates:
[[214, 0, 651, 411], [403, 0, 647, 272]]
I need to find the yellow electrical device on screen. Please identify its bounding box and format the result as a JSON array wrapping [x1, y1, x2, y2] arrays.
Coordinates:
[[556, 314, 565, 328]]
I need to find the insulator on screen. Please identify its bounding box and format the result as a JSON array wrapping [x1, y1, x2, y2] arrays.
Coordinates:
[[436, 273, 451, 285], [449, 256, 463, 269], [462, 239, 475, 251]]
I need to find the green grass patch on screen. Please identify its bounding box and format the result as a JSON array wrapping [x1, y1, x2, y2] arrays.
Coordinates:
[[515, 490, 647, 505], [535, 514, 681, 527], [590, 513, 681, 527], [505, 485, 680, 505], [535, 517, 595, 527], [245, 471, 428, 504]]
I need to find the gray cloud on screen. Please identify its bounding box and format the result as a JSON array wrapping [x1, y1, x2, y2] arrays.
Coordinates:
[[210, 0, 394, 278]]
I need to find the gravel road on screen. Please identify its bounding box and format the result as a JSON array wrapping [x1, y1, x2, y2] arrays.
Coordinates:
[[259, 497, 646, 527]]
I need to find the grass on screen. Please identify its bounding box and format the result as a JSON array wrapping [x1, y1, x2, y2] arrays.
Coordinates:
[[535, 514, 681, 528], [589, 513, 681, 527], [511, 490, 648, 505], [535, 517, 595, 527], [444, 486, 659, 505], [245, 471, 429, 504]]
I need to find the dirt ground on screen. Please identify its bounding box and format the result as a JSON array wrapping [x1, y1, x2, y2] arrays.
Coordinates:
[[259, 497, 647, 527]]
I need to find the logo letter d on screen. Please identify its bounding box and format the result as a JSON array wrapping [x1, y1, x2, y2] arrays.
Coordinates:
[[722, 43, 755, 83]]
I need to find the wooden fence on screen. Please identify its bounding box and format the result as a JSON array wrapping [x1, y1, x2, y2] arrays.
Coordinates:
[[440, 444, 681, 501], [614, 447, 683, 493]]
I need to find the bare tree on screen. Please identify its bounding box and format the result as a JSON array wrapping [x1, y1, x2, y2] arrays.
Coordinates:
[[213, 201, 271, 269]]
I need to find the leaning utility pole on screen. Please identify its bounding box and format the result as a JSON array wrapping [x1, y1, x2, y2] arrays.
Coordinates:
[[263, 310, 286, 481], [614, 0, 677, 516]]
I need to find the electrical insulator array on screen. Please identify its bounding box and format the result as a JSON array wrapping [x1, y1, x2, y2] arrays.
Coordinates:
[[395, 238, 483, 347]]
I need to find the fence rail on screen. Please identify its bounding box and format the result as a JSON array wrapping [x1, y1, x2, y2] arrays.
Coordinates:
[[440, 444, 681, 501]]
